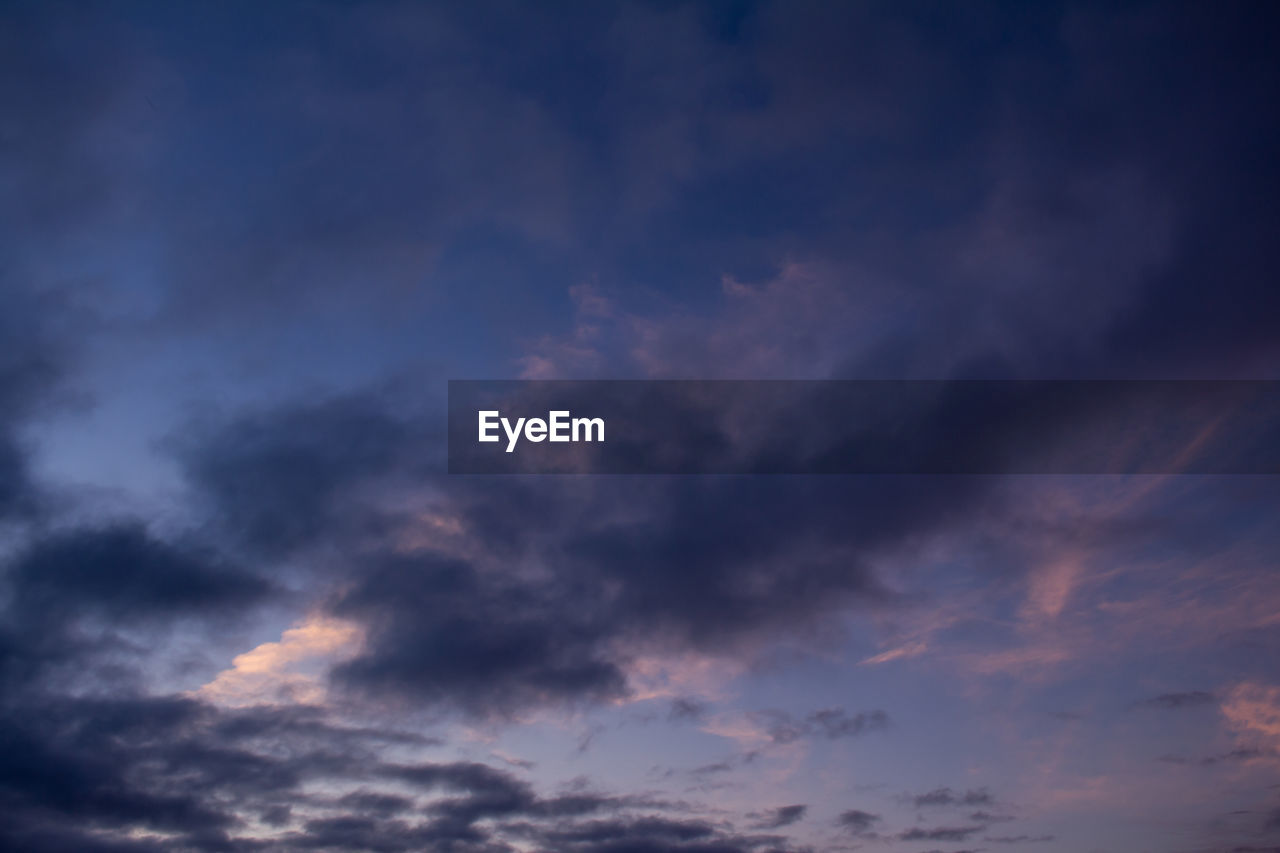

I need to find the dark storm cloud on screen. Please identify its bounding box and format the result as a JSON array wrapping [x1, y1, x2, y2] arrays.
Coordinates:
[[0, 704, 236, 836], [452, 380, 1280, 474], [384, 759, 538, 827], [334, 791, 414, 817], [177, 396, 425, 556], [1132, 691, 1217, 710], [323, 465, 987, 713], [0, 685, 779, 853], [3, 1, 1279, 850], [0, 695, 303, 850], [314, 381, 1279, 714], [7, 523, 271, 621], [190, 380, 1004, 716], [206, 371, 1262, 718], [552, 475, 985, 653], [0, 522, 276, 697], [330, 549, 629, 714]]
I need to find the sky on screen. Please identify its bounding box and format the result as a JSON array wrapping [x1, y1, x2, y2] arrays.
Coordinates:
[[2, 2, 1280, 852]]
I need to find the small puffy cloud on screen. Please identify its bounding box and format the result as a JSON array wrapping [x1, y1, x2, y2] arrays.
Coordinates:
[[748, 804, 807, 829], [912, 787, 995, 809], [837, 808, 881, 835]]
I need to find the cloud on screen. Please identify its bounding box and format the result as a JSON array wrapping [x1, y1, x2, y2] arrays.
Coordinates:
[[177, 375, 1280, 729], [176, 396, 424, 557], [7, 524, 272, 621], [168, 390, 1006, 717], [756, 709, 890, 745], [522, 815, 793, 853], [749, 804, 807, 829], [2, 3, 1279, 852], [912, 787, 994, 809], [1, 523, 276, 697], [861, 640, 929, 666], [690, 757, 740, 777], [329, 549, 630, 716], [0, 686, 794, 853], [1220, 682, 1280, 750], [837, 808, 881, 835], [898, 824, 985, 842], [1132, 690, 1217, 710], [523, 263, 899, 381], [0, 695, 367, 849], [335, 790, 415, 817], [198, 614, 363, 708], [668, 697, 710, 723]]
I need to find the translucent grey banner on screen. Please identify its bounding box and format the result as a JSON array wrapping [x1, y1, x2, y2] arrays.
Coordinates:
[[447, 380, 1280, 474]]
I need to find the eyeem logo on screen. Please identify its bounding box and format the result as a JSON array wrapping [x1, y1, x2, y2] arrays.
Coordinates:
[[478, 410, 605, 453]]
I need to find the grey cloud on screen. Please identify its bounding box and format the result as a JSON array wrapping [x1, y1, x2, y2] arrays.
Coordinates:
[[7, 523, 273, 622], [985, 834, 1055, 843], [898, 825, 985, 842], [749, 804, 807, 830], [0, 686, 798, 853], [3, 3, 1279, 851], [912, 787, 994, 809], [669, 697, 709, 723], [758, 708, 890, 745], [0, 523, 276, 698], [176, 396, 424, 557], [1132, 691, 1217, 710], [837, 809, 880, 835]]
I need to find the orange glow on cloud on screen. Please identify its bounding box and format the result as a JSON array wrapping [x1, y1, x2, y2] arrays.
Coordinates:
[[860, 640, 928, 666], [624, 652, 745, 704], [1221, 682, 1280, 747], [197, 615, 363, 707]]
